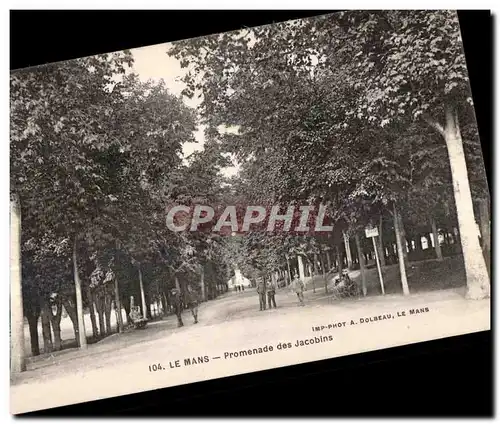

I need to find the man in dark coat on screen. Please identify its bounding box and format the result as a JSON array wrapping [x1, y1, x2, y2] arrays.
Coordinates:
[[267, 279, 277, 309], [256, 279, 267, 311], [185, 284, 199, 324], [170, 288, 184, 327]]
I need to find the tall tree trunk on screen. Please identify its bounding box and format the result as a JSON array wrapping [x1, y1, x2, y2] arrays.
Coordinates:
[[393, 204, 410, 296], [72, 237, 87, 349], [95, 294, 106, 337], [114, 278, 124, 332], [297, 255, 306, 282], [478, 197, 491, 275], [208, 281, 214, 300], [61, 297, 79, 343], [453, 227, 461, 247], [85, 287, 98, 338], [10, 193, 26, 372], [26, 305, 41, 357], [138, 266, 147, 318], [144, 292, 152, 320], [378, 216, 386, 267], [396, 212, 409, 268], [158, 294, 164, 316], [122, 296, 131, 325], [94, 293, 105, 336], [319, 250, 328, 293], [104, 291, 112, 335], [431, 107, 490, 299], [312, 253, 318, 293], [200, 265, 206, 302], [162, 291, 169, 316], [49, 297, 63, 351], [175, 275, 181, 291], [326, 250, 332, 272], [319, 250, 328, 294], [174, 275, 182, 309], [354, 233, 367, 296], [286, 257, 292, 284], [415, 234, 423, 251], [376, 236, 386, 267], [313, 253, 318, 274], [335, 245, 342, 279], [148, 297, 154, 320], [431, 217, 443, 261], [40, 300, 53, 354], [343, 231, 353, 270]]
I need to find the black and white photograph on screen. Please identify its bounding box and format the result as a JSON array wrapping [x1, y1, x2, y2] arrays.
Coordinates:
[[9, 10, 491, 415]]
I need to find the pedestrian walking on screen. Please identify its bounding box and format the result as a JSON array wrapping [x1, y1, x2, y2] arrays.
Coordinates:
[[185, 284, 199, 324], [256, 279, 267, 311], [267, 279, 277, 309], [170, 288, 184, 327], [291, 277, 305, 306]]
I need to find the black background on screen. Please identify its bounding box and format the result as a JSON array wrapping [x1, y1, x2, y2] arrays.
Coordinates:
[[10, 10, 493, 417]]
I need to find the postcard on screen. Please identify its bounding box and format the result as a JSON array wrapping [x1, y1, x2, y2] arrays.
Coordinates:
[[10, 10, 490, 414]]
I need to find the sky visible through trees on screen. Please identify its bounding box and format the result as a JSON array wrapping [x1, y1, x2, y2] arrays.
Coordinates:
[[130, 42, 240, 177]]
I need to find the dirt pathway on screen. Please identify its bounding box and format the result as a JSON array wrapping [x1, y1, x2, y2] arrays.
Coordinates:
[[11, 287, 489, 415]]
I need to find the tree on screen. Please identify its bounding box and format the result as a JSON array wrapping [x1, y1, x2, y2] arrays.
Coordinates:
[[10, 194, 26, 372], [331, 10, 490, 299], [170, 10, 491, 299], [11, 51, 135, 349], [10, 45, 215, 352]]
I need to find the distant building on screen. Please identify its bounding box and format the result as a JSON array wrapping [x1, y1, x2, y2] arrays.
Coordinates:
[[227, 268, 252, 289]]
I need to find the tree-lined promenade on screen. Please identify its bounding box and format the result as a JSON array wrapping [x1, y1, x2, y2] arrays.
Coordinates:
[[10, 10, 490, 374], [10, 54, 234, 368], [168, 9, 490, 298]]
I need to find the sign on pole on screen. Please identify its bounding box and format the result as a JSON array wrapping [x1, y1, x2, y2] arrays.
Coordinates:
[[365, 226, 379, 238], [365, 226, 385, 295]]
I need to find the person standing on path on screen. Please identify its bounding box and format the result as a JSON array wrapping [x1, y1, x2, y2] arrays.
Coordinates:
[[256, 279, 267, 311], [291, 277, 305, 306], [185, 284, 199, 324], [267, 279, 277, 309], [170, 288, 184, 327]]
